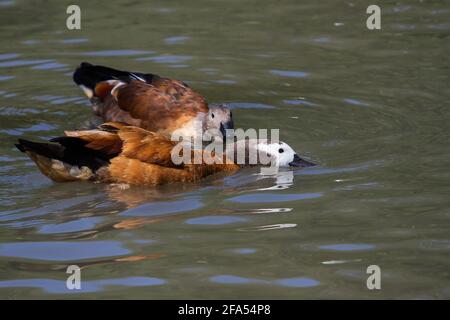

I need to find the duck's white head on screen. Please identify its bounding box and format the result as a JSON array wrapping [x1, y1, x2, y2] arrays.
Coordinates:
[[256, 141, 316, 167]]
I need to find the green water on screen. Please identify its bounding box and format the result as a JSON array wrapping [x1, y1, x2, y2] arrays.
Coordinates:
[[0, 0, 449, 299]]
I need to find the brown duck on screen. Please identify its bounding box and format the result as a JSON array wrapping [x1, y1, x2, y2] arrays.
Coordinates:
[[15, 122, 239, 186], [73, 62, 233, 138], [15, 124, 314, 186]]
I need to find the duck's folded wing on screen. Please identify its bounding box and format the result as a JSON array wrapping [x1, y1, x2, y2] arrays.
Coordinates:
[[63, 123, 124, 156], [65, 124, 186, 168], [117, 126, 180, 168], [113, 126, 239, 184], [73, 62, 160, 93], [112, 80, 208, 132]]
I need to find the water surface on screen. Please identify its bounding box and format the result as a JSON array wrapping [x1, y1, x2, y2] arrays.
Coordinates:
[[0, 0, 449, 299]]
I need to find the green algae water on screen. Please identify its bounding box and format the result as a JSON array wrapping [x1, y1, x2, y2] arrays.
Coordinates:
[[0, 0, 449, 299]]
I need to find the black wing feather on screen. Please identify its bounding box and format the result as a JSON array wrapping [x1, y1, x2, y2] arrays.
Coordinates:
[[16, 138, 110, 171], [73, 62, 159, 90]]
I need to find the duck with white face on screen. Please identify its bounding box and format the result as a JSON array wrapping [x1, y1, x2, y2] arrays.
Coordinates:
[[224, 139, 316, 168], [257, 141, 316, 167]]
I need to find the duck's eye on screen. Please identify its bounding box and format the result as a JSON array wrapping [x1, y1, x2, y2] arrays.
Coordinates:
[[278, 148, 284, 153], [211, 113, 215, 119]]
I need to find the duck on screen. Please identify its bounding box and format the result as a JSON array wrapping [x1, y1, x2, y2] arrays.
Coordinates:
[[15, 123, 315, 186], [73, 62, 233, 139]]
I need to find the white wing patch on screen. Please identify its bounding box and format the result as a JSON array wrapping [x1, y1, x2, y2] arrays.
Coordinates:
[[129, 73, 145, 82], [110, 81, 127, 99], [79, 85, 94, 99]]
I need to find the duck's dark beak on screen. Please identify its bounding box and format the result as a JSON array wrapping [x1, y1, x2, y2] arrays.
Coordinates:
[[289, 154, 316, 167], [220, 120, 234, 139]]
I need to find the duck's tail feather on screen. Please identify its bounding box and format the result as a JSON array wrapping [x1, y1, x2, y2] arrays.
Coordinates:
[[73, 62, 159, 98], [15, 138, 109, 182]]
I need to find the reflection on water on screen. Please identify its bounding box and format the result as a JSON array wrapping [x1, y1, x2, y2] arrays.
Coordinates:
[[270, 69, 310, 78], [80, 50, 153, 57], [0, 241, 132, 261], [0, 277, 166, 294], [256, 170, 294, 190], [238, 223, 297, 232], [186, 215, 248, 225], [0, 0, 449, 299], [227, 192, 322, 203], [230, 248, 257, 254], [210, 275, 319, 288]]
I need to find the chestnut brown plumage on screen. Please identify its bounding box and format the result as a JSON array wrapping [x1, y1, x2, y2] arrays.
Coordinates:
[[73, 62, 233, 139], [16, 123, 240, 186]]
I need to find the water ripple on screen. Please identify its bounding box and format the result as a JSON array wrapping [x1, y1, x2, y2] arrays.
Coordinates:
[[343, 98, 370, 107], [238, 223, 297, 232], [230, 248, 257, 254], [283, 99, 317, 107], [31, 62, 68, 70], [164, 36, 190, 45], [270, 69, 309, 78], [121, 198, 203, 217], [136, 55, 192, 64], [0, 75, 15, 81], [273, 277, 320, 288], [186, 215, 248, 225], [227, 193, 322, 203], [0, 53, 19, 60], [210, 275, 319, 287], [228, 102, 275, 110], [0, 241, 132, 261], [0, 277, 166, 294], [318, 243, 375, 251], [59, 38, 89, 44], [37, 217, 104, 234], [81, 50, 153, 57], [0, 59, 53, 68]]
